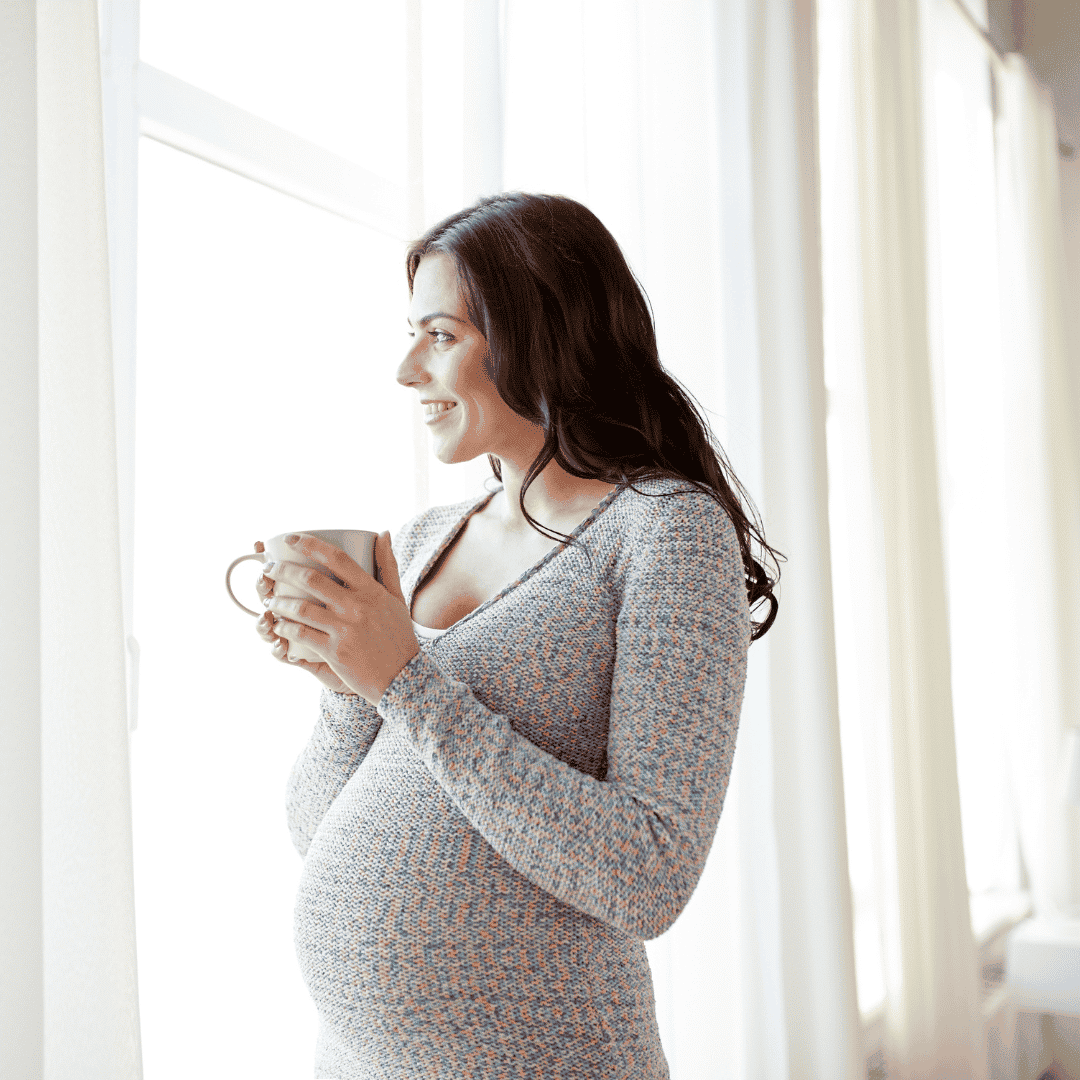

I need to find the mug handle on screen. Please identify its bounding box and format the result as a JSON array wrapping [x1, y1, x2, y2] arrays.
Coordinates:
[[226, 552, 266, 617]]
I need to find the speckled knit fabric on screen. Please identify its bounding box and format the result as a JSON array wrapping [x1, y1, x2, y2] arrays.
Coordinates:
[[286, 475, 751, 1079]]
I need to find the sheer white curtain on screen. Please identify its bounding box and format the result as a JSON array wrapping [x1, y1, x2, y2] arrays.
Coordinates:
[[994, 50, 1080, 923], [819, 0, 1080, 1076], [0, 1, 142, 1077], [818, 0, 985, 1075], [717, 0, 863, 1076]]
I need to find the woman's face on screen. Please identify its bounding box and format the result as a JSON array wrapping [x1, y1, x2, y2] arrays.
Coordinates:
[[397, 252, 539, 466]]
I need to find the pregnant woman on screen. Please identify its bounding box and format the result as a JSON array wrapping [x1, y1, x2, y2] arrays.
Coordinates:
[[254, 192, 782, 1079]]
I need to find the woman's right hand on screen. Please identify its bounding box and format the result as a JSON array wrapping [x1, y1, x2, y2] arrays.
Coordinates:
[[253, 541, 357, 697]]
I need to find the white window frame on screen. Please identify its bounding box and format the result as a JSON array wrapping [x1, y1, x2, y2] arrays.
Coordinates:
[[137, 63, 406, 237]]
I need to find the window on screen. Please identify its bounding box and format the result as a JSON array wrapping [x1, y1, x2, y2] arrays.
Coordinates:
[[132, 136, 409, 1077]]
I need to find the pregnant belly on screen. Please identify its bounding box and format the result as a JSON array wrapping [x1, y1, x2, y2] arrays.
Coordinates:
[[293, 727, 663, 1074]]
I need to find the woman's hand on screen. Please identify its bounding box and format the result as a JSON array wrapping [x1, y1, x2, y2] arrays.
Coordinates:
[[253, 541, 355, 696], [261, 532, 420, 708]]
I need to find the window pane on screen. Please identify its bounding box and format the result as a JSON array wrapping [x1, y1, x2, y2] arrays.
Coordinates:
[[140, 0, 406, 182], [132, 137, 414, 1078]]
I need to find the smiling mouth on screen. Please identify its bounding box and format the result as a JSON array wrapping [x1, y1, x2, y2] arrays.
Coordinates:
[[423, 402, 458, 423]]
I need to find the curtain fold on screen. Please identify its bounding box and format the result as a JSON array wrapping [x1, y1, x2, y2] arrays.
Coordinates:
[[748, 0, 864, 1075], [994, 51, 1080, 921], [710, 4, 789, 1073], [835, 0, 984, 1075], [717, 0, 863, 1074], [37, 0, 142, 1074], [1, 2, 45, 1073]]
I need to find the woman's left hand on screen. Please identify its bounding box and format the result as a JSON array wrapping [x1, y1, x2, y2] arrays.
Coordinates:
[[263, 532, 420, 708]]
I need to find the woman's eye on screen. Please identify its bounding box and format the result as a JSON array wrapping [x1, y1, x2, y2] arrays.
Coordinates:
[[431, 330, 452, 344]]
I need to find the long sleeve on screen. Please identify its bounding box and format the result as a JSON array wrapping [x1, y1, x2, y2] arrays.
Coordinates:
[[285, 514, 431, 857], [285, 686, 383, 857], [374, 498, 751, 940]]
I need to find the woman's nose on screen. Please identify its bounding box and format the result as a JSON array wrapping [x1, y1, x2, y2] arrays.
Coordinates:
[[396, 343, 424, 387]]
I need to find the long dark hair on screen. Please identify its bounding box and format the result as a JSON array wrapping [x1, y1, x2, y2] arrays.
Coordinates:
[[406, 192, 783, 641]]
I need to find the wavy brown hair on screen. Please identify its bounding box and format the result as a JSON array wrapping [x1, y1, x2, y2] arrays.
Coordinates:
[[406, 192, 783, 640]]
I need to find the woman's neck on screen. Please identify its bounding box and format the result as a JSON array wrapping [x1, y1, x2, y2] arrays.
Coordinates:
[[490, 457, 617, 536]]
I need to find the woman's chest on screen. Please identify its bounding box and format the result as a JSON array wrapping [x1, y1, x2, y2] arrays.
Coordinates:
[[409, 515, 566, 631]]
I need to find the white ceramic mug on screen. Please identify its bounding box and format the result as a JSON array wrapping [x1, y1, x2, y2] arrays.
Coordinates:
[[226, 529, 382, 663]]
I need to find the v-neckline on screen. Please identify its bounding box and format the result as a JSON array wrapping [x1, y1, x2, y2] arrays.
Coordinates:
[[408, 481, 626, 636]]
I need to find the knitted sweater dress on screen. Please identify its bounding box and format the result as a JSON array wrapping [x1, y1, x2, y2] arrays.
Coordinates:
[[286, 475, 751, 1079]]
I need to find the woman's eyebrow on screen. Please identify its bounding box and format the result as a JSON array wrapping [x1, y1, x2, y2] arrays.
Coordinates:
[[407, 312, 467, 327]]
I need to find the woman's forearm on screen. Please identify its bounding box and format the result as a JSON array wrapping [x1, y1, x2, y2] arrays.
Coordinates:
[[285, 686, 383, 857]]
